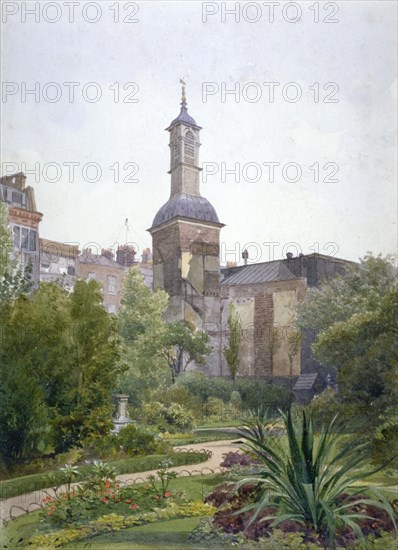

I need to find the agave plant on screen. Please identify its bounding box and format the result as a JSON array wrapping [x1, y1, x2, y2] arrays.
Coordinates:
[[234, 409, 396, 548]]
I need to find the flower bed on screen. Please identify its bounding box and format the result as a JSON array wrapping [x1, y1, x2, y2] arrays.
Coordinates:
[[205, 483, 398, 548]]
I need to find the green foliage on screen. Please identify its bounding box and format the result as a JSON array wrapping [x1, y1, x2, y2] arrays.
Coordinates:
[[141, 401, 194, 433], [164, 403, 194, 432], [176, 372, 293, 415], [297, 254, 398, 457], [117, 267, 170, 405], [263, 326, 281, 378], [0, 280, 124, 464], [161, 320, 211, 382], [230, 390, 243, 410], [117, 423, 163, 456], [235, 409, 397, 548], [224, 303, 242, 382], [305, 389, 342, 430]]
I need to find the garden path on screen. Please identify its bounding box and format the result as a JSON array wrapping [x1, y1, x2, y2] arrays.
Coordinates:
[[0, 439, 240, 525]]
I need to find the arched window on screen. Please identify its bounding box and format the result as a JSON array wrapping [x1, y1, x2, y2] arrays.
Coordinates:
[[184, 131, 195, 164]]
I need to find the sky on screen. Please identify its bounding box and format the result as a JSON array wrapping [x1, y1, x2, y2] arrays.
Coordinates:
[[1, 0, 397, 266]]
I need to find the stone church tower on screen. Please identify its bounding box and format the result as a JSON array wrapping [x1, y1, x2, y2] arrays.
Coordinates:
[[148, 84, 223, 375]]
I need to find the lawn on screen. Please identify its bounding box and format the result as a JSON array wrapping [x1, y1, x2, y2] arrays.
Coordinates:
[[63, 517, 204, 549], [0, 451, 210, 500]]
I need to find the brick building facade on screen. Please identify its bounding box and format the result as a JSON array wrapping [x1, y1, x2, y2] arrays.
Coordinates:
[[0, 172, 43, 286]]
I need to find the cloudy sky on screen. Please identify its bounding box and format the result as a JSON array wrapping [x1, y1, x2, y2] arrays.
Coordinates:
[[1, 0, 397, 265]]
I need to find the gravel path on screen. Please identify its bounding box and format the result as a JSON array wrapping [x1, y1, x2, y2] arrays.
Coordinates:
[[0, 439, 240, 525]]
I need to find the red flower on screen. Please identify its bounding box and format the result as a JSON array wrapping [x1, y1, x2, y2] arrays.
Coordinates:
[[101, 497, 109, 504], [130, 504, 139, 510], [125, 499, 132, 504], [164, 491, 172, 498]]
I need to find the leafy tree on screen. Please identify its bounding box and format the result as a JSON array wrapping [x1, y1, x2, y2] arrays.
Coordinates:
[[296, 254, 398, 440], [286, 329, 302, 388], [0, 280, 124, 462], [224, 303, 242, 382], [55, 280, 124, 451], [264, 326, 281, 381], [117, 268, 170, 403], [161, 321, 211, 383]]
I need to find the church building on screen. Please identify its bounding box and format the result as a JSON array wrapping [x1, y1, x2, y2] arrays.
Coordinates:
[[149, 85, 354, 391]]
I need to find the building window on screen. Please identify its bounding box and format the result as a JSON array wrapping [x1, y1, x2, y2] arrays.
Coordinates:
[[107, 275, 116, 294], [108, 304, 116, 314], [12, 225, 36, 251], [184, 131, 195, 164], [41, 263, 50, 273], [0, 185, 27, 207], [67, 266, 75, 276], [87, 272, 96, 280]]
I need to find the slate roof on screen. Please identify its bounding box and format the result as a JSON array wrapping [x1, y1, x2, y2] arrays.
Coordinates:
[[78, 254, 124, 269], [221, 260, 298, 286], [293, 373, 318, 391], [152, 193, 220, 227], [170, 102, 197, 127]]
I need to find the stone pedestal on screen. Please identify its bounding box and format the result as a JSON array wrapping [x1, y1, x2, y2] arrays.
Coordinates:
[[113, 394, 131, 433]]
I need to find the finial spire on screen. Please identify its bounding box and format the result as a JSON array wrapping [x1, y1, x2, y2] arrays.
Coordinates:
[[180, 78, 186, 104]]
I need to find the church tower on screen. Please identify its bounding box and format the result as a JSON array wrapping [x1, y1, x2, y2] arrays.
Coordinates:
[[148, 82, 223, 375]]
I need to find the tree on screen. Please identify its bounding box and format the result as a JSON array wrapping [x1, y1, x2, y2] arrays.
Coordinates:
[[161, 321, 211, 383], [264, 326, 281, 381], [296, 254, 398, 437], [286, 329, 302, 388], [0, 280, 124, 463], [224, 303, 242, 382], [117, 268, 170, 403], [57, 279, 124, 451]]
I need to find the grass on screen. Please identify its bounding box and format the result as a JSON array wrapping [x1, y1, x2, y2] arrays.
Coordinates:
[[168, 432, 234, 446], [0, 451, 210, 500], [63, 517, 204, 549], [195, 420, 244, 429]]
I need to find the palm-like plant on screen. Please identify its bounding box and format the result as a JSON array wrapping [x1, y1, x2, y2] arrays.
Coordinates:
[[233, 409, 396, 548]]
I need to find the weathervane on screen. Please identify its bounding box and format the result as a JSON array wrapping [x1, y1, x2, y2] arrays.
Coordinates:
[[180, 78, 186, 103]]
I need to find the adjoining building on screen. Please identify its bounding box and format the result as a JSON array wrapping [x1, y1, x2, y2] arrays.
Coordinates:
[[0, 172, 43, 286], [149, 89, 354, 391], [40, 238, 79, 292], [77, 249, 126, 314]]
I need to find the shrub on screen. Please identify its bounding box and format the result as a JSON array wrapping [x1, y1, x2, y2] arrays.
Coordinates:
[[152, 385, 195, 407], [204, 397, 225, 416], [54, 447, 84, 466], [117, 424, 161, 456], [305, 388, 342, 430], [235, 379, 292, 413], [176, 372, 212, 402], [141, 401, 168, 429], [230, 390, 243, 410], [164, 403, 194, 432]]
